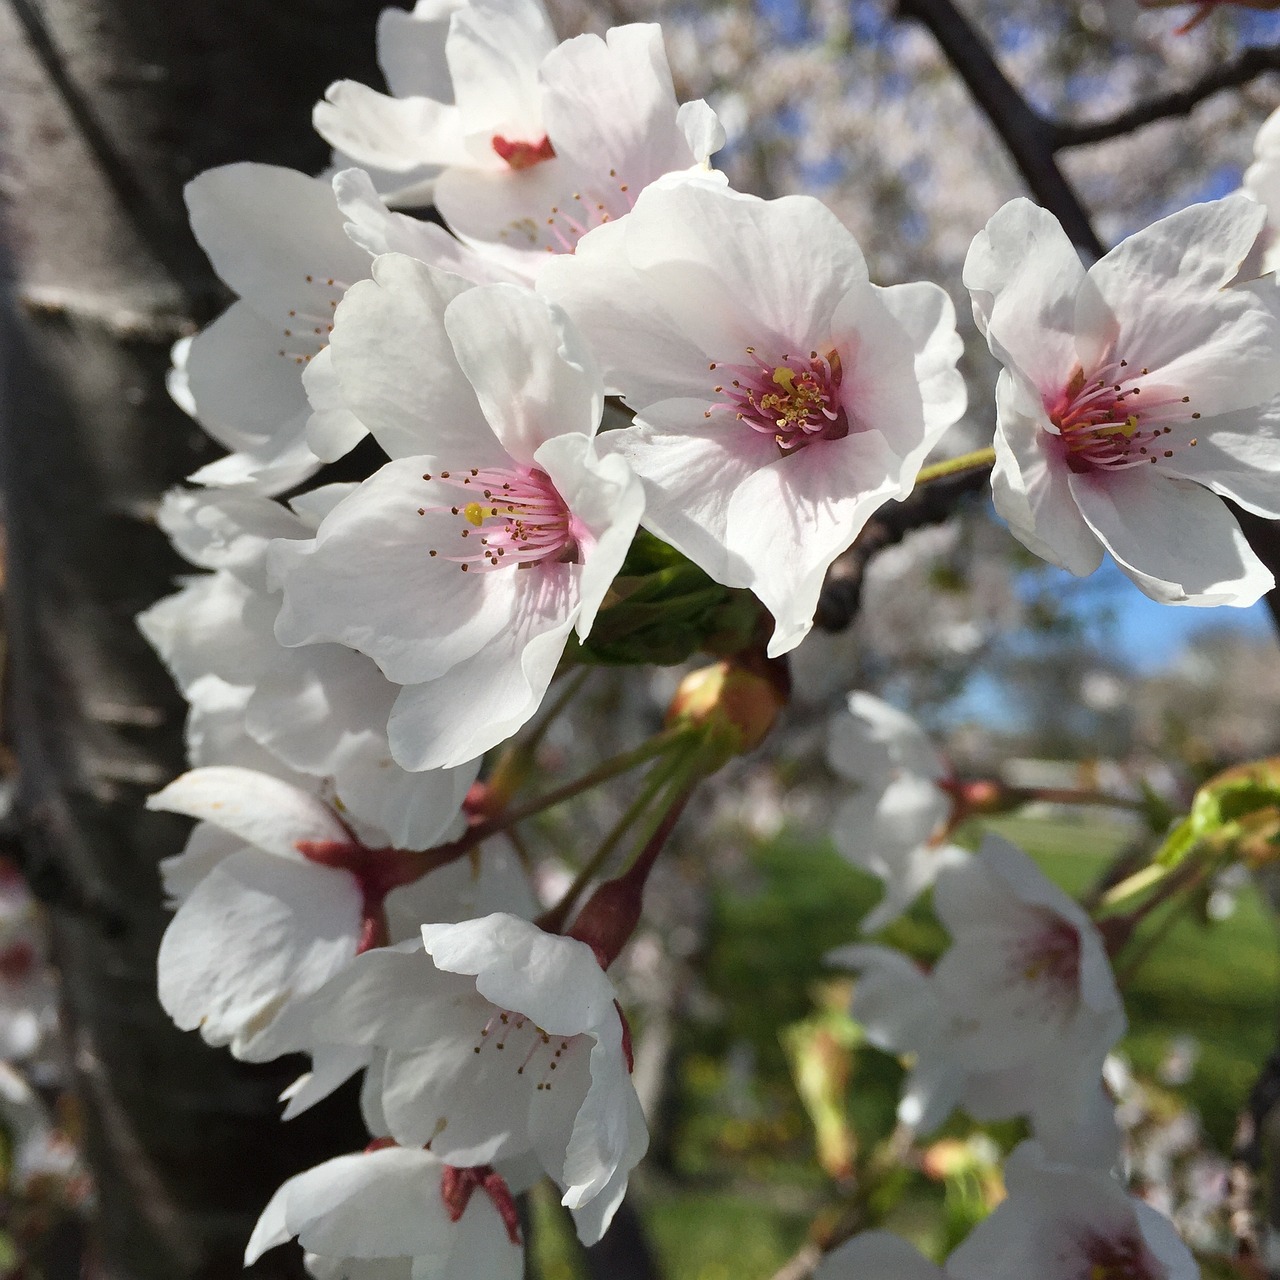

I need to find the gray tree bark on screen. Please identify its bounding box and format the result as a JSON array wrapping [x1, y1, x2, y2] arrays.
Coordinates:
[[0, 3, 385, 1276]]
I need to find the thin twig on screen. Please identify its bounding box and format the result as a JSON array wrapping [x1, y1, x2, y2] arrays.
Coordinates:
[[892, 0, 1103, 257], [1051, 45, 1280, 149]]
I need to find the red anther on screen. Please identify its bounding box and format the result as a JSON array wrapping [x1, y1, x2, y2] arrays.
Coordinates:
[[441, 1165, 523, 1245], [492, 134, 556, 170], [364, 1136, 398, 1154]]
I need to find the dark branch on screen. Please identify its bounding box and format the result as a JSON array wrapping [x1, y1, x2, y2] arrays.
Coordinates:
[[1051, 44, 1280, 149], [892, 0, 1104, 258], [815, 467, 990, 632]]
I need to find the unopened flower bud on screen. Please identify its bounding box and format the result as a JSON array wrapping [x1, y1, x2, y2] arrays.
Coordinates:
[[666, 657, 787, 763]]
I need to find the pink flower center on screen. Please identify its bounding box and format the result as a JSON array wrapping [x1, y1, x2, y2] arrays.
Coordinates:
[[276, 273, 348, 365], [1076, 1228, 1167, 1280], [492, 134, 556, 170], [706, 347, 848, 452], [1048, 359, 1200, 474], [1011, 908, 1081, 1003], [419, 466, 579, 572]]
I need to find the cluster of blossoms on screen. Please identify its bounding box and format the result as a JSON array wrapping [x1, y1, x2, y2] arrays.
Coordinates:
[[140, 1, 1280, 1275]]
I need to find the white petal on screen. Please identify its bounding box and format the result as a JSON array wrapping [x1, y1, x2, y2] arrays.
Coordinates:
[[184, 303, 311, 452], [314, 82, 466, 172], [328, 255, 496, 462], [444, 286, 602, 464], [386, 585, 577, 770], [624, 184, 868, 359], [157, 849, 358, 1058], [147, 766, 349, 858], [378, 3, 460, 100], [725, 432, 901, 657], [448, 0, 556, 153], [270, 458, 516, 686], [1070, 468, 1274, 606], [815, 1232, 945, 1280], [302, 347, 369, 462], [245, 641, 396, 778], [422, 914, 618, 1035], [157, 487, 307, 585], [185, 164, 370, 319], [336, 751, 478, 854], [1160, 395, 1280, 517], [991, 370, 1104, 577], [537, 217, 714, 403], [540, 25, 700, 181], [963, 197, 1088, 388]]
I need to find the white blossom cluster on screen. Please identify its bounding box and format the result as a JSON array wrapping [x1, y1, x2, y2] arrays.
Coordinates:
[[138, 0, 1280, 1275]]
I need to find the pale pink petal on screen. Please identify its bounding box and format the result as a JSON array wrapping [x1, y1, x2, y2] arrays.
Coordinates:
[[991, 370, 1104, 577]]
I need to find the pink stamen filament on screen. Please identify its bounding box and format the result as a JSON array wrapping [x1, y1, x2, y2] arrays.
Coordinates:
[[541, 168, 637, 255], [419, 466, 578, 572], [472, 1007, 575, 1091], [706, 346, 848, 451], [1049, 359, 1199, 472]]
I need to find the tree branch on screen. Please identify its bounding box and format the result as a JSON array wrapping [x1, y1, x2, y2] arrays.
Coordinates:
[[1051, 44, 1280, 149], [892, 0, 1104, 258]]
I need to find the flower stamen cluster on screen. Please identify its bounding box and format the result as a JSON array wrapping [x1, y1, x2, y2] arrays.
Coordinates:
[[707, 346, 848, 450], [420, 466, 578, 571], [1049, 359, 1199, 473]]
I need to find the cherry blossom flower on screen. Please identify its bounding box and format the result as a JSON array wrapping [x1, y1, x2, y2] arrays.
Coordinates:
[[319, 0, 468, 207], [431, 24, 725, 284], [946, 1141, 1198, 1280], [965, 195, 1280, 607], [315, 0, 556, 205], [539, 180, 966, 655], [270, 266, 644, 771], [316, 3, 724, 282], [825, 691, 966, 930], [831, 836, 1125, 1167], [149, 767, 529, 1068], [246, 1143, 525, 1280], [313, 914, 648, 1244]]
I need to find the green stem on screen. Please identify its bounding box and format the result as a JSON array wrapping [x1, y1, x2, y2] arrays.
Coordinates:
[[538, 739, 702, 934], [914, 446, 996, 486], [443, 725, 694, 862]]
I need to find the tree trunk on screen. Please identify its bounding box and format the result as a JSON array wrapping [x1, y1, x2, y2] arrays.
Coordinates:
[[0, 3, 386, 1275]]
